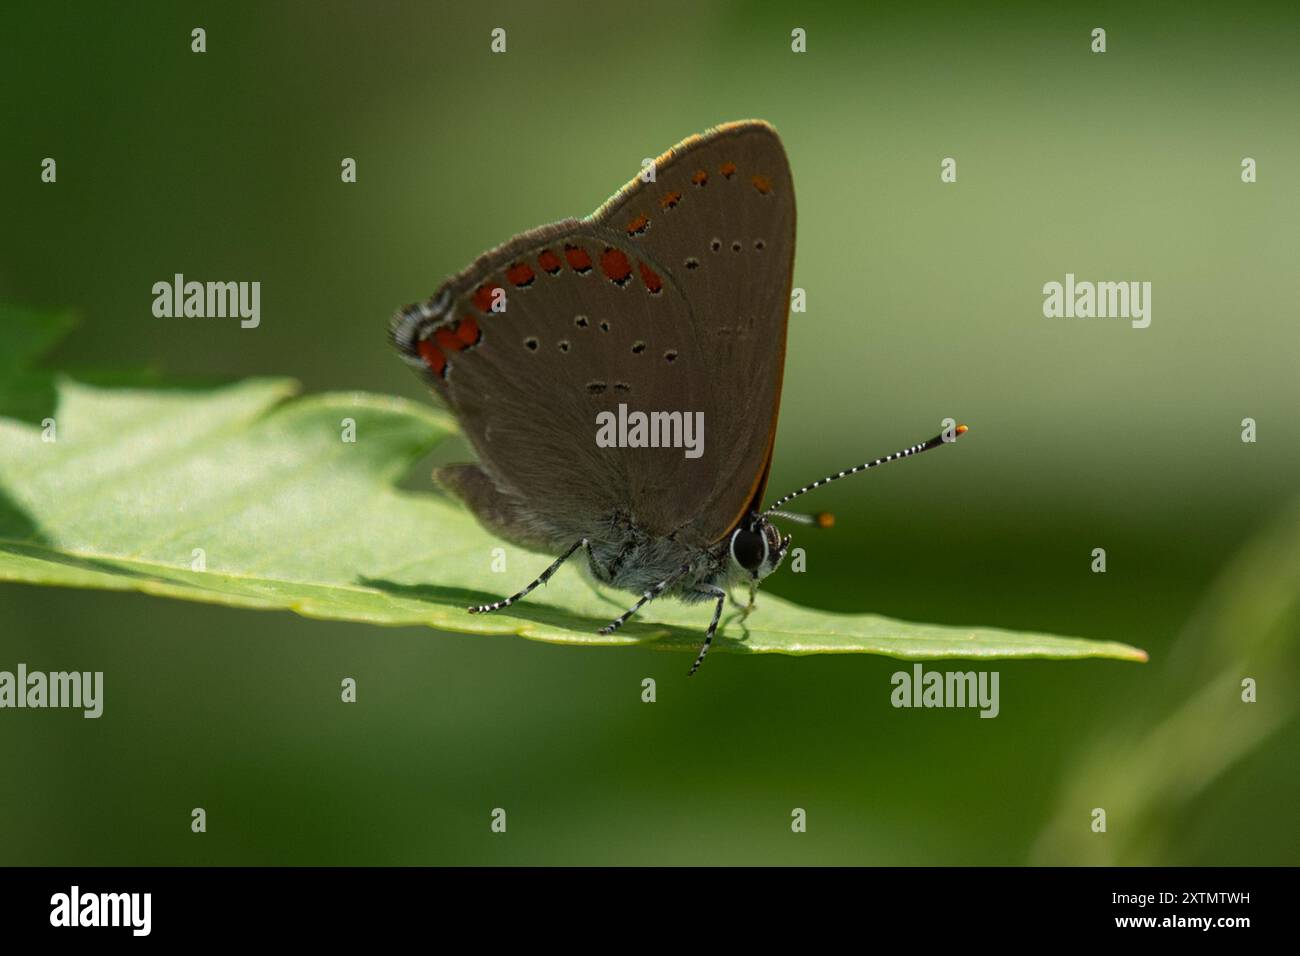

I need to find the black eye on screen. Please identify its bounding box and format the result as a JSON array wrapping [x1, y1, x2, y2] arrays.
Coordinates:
[[730, 527, 767, 572]]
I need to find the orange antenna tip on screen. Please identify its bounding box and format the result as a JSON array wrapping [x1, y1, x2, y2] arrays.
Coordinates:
[[955, 424, 969, 435], [815, 511, 835, 529]]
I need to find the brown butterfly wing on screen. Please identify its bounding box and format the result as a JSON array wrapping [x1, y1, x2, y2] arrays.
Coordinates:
[[392, 220, 720, 550], [590, 120, 796, 542], [391, 121, 795, 550]]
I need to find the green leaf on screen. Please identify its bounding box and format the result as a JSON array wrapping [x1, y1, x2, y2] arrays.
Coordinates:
[[0, 305, 74, 424], [0, 314, 1146, 665], [1031, 495, 1300, 863]]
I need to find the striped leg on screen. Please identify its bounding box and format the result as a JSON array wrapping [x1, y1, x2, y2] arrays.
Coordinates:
[[597, 562, 692, 636], [688, 585, 727, 677], [468, 539, 586, 614]]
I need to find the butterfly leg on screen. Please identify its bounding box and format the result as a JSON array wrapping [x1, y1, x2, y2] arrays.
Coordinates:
[[728, 581, 758, 619], [467, 539, 587, 614], [597, 562, 692, 636], [688, 585, 728, 676]]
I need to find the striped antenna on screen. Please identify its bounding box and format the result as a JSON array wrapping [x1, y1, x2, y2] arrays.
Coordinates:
[[763, 424, 968, 515], [768, 509, 836, 528]]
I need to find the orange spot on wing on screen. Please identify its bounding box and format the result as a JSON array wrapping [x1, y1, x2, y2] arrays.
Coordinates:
[[691, 169, 708, 186], [473, 283, 503, 313], [455, 316, 481, 347], [564, 244, 592, 273], [659, 191, 681, 209], [434, 326, 465, 353], [626, 213, 649, 236], [417, 340, 447, 377], [638, 261, 663, 294], [537, 249, 562, 274], [751, 174, 771, 194], [720, 161, 736, 178], [506, 262, 535, 286], [600, 247, 632, 284]]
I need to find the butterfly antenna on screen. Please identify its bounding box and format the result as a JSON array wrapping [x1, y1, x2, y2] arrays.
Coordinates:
[[763, 424, 969, 516], [767, 509, 836, 528]]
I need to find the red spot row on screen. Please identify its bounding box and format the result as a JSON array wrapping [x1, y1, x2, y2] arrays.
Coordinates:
[[689, 161, 772, 194], [597, 246, 663, 294], [458, 243, 661, 329], [418, 316, 481, 379], [440, 316, 481, 351]]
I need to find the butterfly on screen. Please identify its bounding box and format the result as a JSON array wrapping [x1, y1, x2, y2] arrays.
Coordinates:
[[391, 120, 966, 674]]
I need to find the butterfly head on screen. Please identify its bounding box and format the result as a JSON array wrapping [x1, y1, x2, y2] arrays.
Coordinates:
[[728, 516, 791, 582]]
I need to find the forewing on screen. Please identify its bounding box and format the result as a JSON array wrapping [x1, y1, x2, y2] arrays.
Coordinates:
[[590, 120, 796, 541], [392, 121, 795, 548]]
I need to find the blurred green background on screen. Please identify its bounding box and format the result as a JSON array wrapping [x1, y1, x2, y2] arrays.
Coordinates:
[[1, 0, 1297, 864]]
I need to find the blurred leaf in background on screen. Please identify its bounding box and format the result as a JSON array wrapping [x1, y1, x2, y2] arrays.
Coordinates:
[[1033, 496, 1300, 864]]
